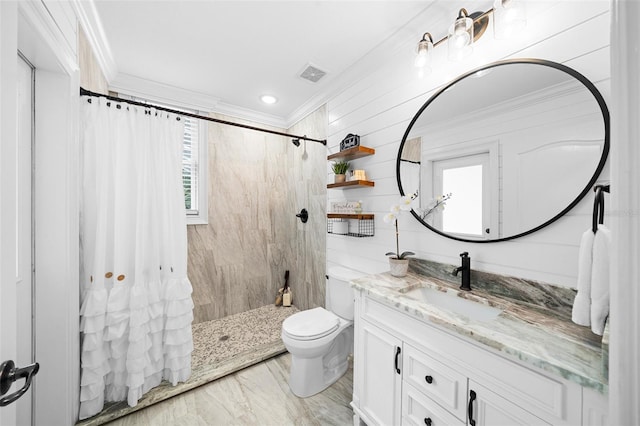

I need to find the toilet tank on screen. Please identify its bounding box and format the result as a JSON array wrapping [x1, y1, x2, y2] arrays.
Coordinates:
[[327, 266, 366, 320]]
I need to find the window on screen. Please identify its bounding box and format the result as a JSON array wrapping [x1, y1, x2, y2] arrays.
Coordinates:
[[181, 115, 208, 225], [125, 95, 208, 224]]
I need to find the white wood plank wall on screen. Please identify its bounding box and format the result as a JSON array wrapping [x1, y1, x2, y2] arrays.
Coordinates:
[[326, 1, 610, 288]]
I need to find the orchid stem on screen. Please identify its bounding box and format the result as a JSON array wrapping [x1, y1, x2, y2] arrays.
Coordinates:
[[395, 220, 400, 259]]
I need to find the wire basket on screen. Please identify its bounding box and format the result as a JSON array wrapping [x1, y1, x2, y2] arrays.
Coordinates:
[[327, 217, 374, 237]]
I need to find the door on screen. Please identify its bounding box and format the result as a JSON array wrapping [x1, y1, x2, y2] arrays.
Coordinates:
[[432, 153, 492, 239], [359, 321, 403, 426], [0, 53, 36, 425]]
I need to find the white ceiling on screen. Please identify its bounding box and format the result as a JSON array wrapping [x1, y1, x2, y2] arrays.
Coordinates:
[[92, 1, 433, 126]]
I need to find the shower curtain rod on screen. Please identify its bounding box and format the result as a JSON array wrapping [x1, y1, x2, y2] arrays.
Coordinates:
[[79, 87, 327, 146]]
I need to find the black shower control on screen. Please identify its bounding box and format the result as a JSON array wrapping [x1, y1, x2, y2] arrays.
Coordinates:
[[296, 208, 308, 223]]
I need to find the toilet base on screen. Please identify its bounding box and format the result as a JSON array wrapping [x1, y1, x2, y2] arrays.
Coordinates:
[[288, 353, 348, 398], [287, 325, 353, 398]]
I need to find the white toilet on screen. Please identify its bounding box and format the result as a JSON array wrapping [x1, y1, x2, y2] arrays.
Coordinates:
[[281, 266, 364, 397]]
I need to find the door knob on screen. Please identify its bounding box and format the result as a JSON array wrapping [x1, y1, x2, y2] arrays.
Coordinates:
[[0, 360, 39, 406]]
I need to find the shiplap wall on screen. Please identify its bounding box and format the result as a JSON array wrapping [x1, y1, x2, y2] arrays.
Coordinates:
[[326, 1, 610, 288]]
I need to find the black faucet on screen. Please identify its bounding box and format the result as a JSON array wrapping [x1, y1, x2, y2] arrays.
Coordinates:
[[452, 252, 471, 291]]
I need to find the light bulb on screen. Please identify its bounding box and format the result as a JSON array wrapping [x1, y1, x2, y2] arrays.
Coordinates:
[[414, 51, 428, 68], [452, 32, 471, 49], [414, 35, 433, 69], [448, 9, 474, 61]]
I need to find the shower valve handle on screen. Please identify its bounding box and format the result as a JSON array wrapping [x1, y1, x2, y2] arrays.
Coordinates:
[[296, 209, 308, 223]]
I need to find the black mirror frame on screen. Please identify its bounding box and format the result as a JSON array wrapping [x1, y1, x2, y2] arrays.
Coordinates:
[[396, 58, 610, 243]]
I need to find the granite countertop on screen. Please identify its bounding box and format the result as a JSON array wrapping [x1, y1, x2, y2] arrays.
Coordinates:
[[351, 270, 608, 393]]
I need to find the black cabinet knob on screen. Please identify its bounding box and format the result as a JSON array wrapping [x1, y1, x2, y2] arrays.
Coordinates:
[[424, 418, 432, 426], [425, 375, 433, 384]]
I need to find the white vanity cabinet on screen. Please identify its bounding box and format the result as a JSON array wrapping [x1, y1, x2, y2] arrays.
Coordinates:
[[351, 290, 601, 426]]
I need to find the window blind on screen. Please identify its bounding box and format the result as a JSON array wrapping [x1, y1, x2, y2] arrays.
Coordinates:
[[183, 116, 199, 214]]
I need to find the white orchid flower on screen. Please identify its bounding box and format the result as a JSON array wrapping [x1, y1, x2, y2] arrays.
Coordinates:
[[383, 212, 397, 224], [399, 195, 414, 211], [390, 204, 401, 215]]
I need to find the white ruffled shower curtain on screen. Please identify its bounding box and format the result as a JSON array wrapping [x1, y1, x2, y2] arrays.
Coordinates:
[[79, 97, 194, 419]]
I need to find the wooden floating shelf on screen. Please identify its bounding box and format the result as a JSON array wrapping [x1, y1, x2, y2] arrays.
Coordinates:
[[327, 213, 375, 220], [327, 180, 375, 189], [327, 146, 375, 161]]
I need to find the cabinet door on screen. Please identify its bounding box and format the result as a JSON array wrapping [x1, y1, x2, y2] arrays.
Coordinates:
[[469, 381, 550, 426], [360, 321, 403, 426]]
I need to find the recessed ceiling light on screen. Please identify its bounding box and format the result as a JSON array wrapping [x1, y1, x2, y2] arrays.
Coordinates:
[[260, 95, 277, 105]]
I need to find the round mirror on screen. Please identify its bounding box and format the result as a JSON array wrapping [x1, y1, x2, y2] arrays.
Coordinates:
[[397, 59, 609, 242]]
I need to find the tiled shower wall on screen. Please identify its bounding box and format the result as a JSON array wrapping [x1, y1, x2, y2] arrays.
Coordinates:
[[288, 106, 328, 317], [188, 108, 327, 323]]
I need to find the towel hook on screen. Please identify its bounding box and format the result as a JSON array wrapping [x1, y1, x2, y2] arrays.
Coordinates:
[[592, 185, 610, 233]]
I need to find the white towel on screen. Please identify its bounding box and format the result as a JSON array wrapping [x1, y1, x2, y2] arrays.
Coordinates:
[[590, 224, 611, 335], [572, 229, 595, 326]]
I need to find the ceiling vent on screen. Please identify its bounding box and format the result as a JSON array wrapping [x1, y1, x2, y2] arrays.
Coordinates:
[[299, 64, 327, 83]]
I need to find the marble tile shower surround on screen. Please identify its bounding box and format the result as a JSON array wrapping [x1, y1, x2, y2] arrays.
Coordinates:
[[77, 305, 297, 426], [187, 107, 327, 324], [288, 105, 328, 314]]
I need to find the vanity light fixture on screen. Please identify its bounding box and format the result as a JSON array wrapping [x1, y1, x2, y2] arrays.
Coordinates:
[[414, 0, 526, 68]]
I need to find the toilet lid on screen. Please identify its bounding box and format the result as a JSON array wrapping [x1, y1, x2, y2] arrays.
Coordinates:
[[282, 307, 340, 340]]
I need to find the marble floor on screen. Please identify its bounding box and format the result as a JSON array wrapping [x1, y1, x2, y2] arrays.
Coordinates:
[[105, 353, 354, 426], [79, 305, 299, 426]]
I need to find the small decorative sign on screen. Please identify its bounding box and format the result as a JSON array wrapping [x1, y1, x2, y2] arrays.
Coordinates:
[[331, 201, 362, 214]]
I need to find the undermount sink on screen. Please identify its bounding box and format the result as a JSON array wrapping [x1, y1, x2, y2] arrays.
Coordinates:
[[404, 287, 503, 322]]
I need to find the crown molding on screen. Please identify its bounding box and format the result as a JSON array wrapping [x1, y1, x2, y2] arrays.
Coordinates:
[[110, 73, 220, 111], [210, 102, 288, 129], [71, 0, 118, 82], [110, 73, 288, 128]]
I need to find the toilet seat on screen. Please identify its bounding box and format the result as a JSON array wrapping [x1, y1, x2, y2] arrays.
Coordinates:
[[282, 307, 340, 341]]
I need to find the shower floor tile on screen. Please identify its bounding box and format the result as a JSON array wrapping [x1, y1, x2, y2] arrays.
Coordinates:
[[78, 304, 299, 426], [192, 304, 299, 369]]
